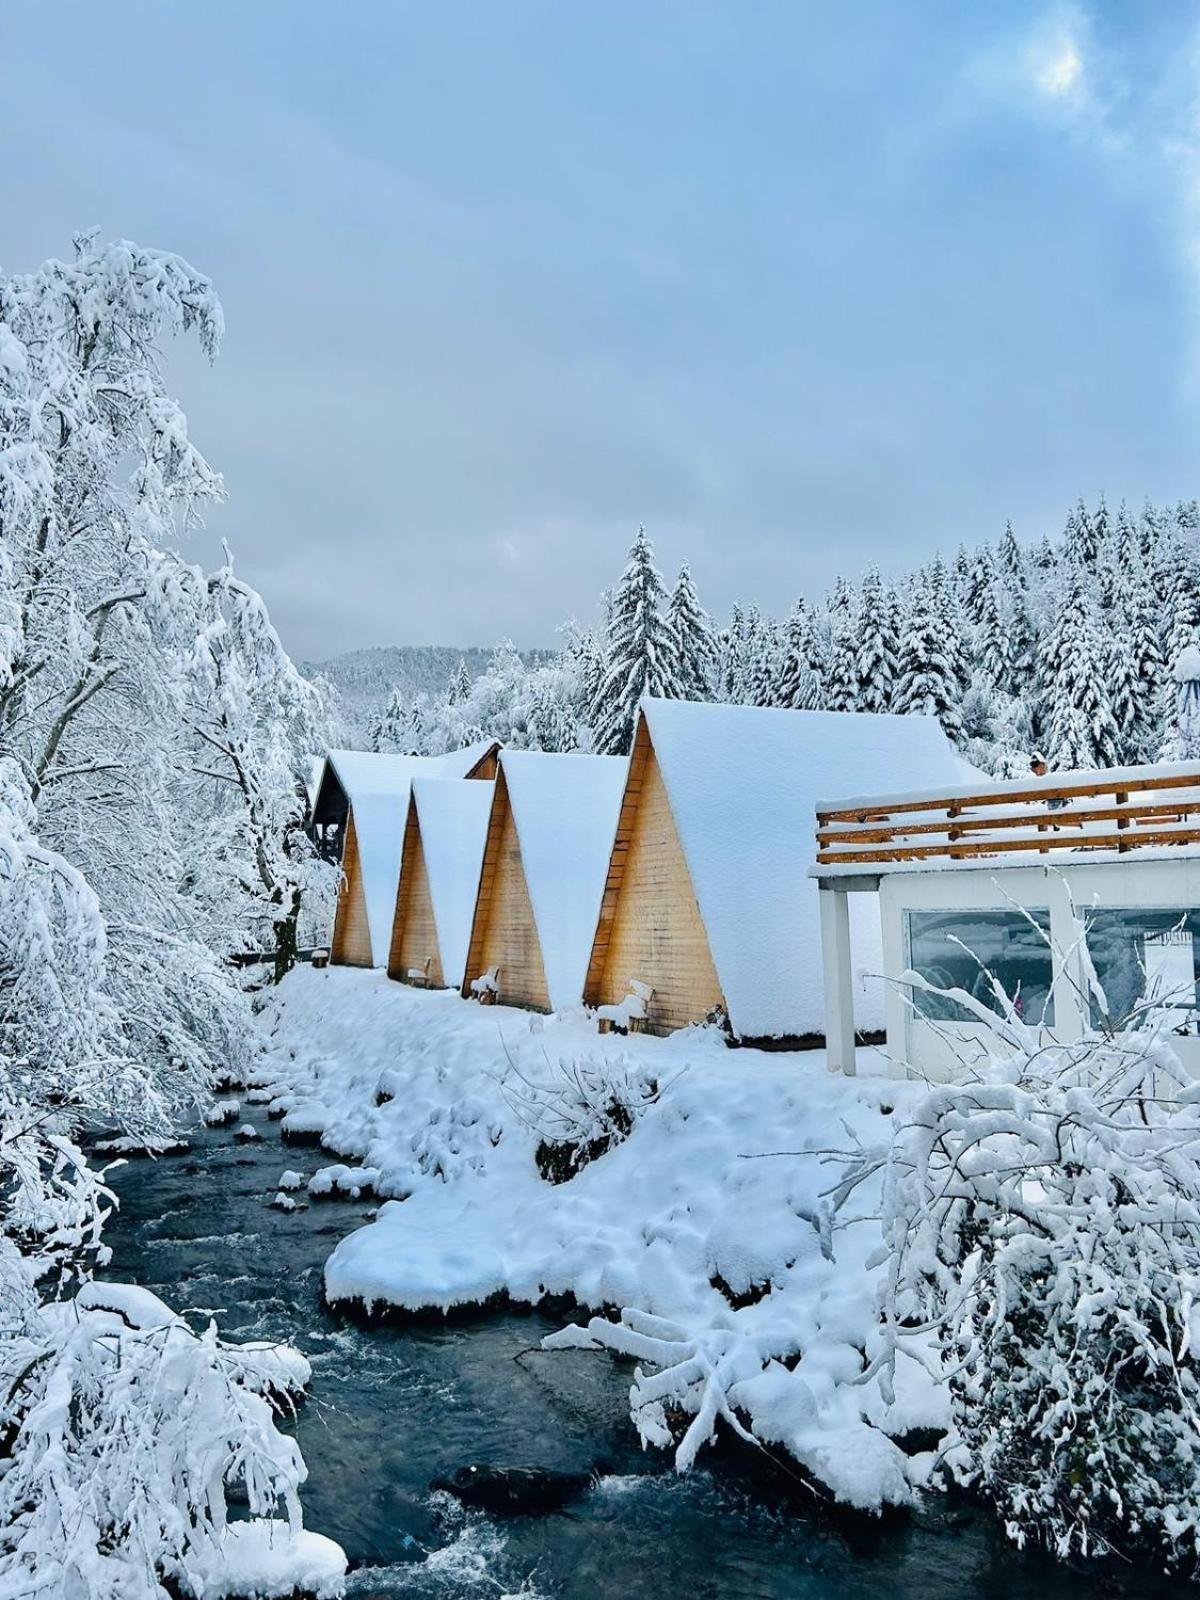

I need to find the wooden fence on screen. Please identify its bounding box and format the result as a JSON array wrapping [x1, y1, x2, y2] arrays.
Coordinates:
[[816, 765, 1200, 867]]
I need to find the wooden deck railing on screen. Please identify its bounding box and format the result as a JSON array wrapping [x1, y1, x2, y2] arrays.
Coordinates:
[[816, 765, 1200, 866]]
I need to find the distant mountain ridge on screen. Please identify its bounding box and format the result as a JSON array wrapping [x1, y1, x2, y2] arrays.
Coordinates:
[[302, 644, 552, 740]]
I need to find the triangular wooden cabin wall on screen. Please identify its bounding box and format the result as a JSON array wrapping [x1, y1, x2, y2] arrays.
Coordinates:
[[583, 713, 723, 1035], [329, 813, 373, 967], [387, 791, 446, 987], [460, 765, 551, 1012]]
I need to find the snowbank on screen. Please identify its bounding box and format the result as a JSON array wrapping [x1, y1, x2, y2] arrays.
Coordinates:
[[260, 968, 946, 1511], [184, 1518, 346, 1600]]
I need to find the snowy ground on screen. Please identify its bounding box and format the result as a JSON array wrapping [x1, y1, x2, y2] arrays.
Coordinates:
[[258, 968, 948, 1511]]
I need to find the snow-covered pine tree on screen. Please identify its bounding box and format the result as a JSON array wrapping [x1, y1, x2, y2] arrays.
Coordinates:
[[854, 568, 900, 712], [718, 602, 748, 702], [996, 520, 1026, 588], [1063, 497, 1098, 569], [591, 527, 679, 754], [824, 581, 859, 713], [664, 563, 718, 701], [961, 545, 996, 628], [776, 600, 825, 709], [891, 572, 965, 742], [1041, 568, 1122, 769], [747, 616, 784, 706], [447, 658, 472, 705]]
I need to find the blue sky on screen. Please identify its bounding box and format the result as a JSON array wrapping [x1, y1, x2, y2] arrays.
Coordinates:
[[1, 2, 1197, 657]]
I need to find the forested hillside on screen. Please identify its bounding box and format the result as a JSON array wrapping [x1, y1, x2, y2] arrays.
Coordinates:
[[365, 501, 1200, 776]]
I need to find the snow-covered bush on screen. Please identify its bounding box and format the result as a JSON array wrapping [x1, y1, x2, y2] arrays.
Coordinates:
[[863, 1002, 1200, 1568], [0, 1281, 323, 1600], [497, 1047, 661, 1183]]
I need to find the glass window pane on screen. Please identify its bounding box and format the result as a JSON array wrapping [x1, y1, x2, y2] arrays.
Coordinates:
[[1085, 909, 1200, 1032], [906, 910, 1054, 1025]]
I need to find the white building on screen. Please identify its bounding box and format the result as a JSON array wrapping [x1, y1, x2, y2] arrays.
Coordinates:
[[811, 760, 1200, 1079]]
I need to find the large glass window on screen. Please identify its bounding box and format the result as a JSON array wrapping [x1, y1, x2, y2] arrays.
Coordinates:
[[906, 910, 1054, 1025], [1084, 909, 1200, 1032]]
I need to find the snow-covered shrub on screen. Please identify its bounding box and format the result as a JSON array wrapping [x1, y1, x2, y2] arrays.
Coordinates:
[[865, 1003, 1200, 1568], [0, 1281, 324, 1600], [498, 1048, 660, 1183]]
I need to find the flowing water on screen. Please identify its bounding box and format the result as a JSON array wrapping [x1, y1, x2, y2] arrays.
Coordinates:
[[102, 1105, 1175, 1599]]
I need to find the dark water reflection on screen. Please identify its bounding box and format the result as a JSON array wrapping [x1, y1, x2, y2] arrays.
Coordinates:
[[101, 1108, 1178, 1599]]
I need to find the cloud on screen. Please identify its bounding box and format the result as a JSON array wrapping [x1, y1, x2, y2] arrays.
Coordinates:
[[1029, 23, 1084, 102]]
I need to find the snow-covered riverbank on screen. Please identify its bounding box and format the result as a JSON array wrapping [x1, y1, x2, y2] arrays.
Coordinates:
[[258, 968, 948, 1511]]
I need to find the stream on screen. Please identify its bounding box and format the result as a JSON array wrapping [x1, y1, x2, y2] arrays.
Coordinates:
[[101, 1103, 1176, 1599]]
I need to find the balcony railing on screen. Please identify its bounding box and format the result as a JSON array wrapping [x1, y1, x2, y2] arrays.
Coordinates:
[[816, 763, 1200, 867]]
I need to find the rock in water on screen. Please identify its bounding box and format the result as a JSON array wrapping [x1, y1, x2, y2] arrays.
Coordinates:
[[432, 1464, 593, 1515]]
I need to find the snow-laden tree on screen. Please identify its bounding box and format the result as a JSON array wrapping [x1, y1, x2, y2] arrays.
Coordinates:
[[1040, 569, 1121, 769], [776, 600, 824, 710], [865, 993, 1200, 1571], [996, 520, 1026, 587], [174, 554, 337, 981], [446, 657, 472, 705], [0, 230, 260, 1102], [747, 616, 783, 707], [591, 528, 679, 754], [891, 573, 964, 741], [663, 563, 718, 701], [854, 568, 900, 712]]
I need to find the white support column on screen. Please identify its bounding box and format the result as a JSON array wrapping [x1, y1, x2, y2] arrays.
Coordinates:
[[1048, 876, 1087, 1042], [820, 886, 857, 1076]]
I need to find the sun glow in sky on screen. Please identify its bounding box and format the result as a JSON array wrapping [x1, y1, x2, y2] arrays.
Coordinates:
[[1, 2, 1197, 657]]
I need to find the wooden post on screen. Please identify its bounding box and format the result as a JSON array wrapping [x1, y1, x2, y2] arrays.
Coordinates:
[[819, 886, 857, 1076], [1115, 791, 1129, 852]]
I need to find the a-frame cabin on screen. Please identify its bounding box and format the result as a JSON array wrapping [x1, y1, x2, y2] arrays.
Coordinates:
[[317, 740, 498, 968], [387, 777, 494, 990], [583, 698, 976, 1045], [461, 751, 627, 1013]]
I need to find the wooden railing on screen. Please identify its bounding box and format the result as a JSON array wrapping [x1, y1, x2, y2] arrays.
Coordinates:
[[816, 765, 1200, 867]]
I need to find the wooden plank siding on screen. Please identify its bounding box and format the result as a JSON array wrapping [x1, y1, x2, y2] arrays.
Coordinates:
[[386, 795, 445, 987], [584, 719, 723, 1036], [329, 813, 374, 966], [460, 769, 551, 1011]]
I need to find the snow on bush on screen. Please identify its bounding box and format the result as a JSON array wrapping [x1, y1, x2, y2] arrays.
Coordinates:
[[0, 1281, 340, 1600], [847, 990, 1200, 1569], [496, 1045, 661, 1183]]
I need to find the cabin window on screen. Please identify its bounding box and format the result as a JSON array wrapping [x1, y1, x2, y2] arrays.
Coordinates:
[[905, 910, 1054, 1026], [1084, 909, 1200, 1032]]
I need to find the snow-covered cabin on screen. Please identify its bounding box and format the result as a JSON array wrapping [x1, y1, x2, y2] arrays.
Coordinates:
[[583, 699, 976, 1045], [811, 759, 1200, 1079], [461, 751, 628, 1013], [386, 777, 494, 990], [316, 742, 499, 968]]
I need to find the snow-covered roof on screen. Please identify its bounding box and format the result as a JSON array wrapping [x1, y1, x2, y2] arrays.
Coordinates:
[[640, 698, 979, 1039], [324, 741, 498, 966], [500, 750, 628, 1011], [410, 777, 495, 988]]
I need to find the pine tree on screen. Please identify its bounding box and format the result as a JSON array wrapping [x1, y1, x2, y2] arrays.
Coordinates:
[[997, 520, 1026, 588], [776, 601, 824, 709], [1164, 547, 1200, 667], [446, 659, 472, 705], [927, 556, 972, 690], [718, 602, 747, 702], [591, 526, 679, 754], [824, 581, 858, 712], [1040, 570, 1121, 770], [663, 564, 718, 701], [855, 568, 900, 712], [748, 617, 783, 706], [962, 545, 997, 628], [892, 573, 964, 742], [1063, 497, 1097, 569]]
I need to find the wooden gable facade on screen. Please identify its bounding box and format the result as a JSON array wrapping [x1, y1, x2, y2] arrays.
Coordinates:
[[583, 712, 723, 1035], [386, 792, 444, 987], [460, 764, 552, 1012], [329, 812, 374, 967]]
